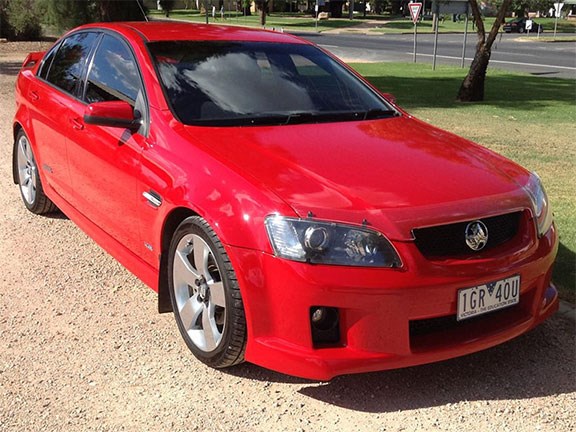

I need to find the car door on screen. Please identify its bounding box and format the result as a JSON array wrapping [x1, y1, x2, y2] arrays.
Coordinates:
[[29, 32, 99, 202], [65, 33, 149, 255]]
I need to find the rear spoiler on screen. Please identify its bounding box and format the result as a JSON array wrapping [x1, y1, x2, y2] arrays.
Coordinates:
[[22, 51, 45, 69]]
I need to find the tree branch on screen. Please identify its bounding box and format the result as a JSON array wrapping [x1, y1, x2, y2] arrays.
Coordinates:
[[469, 0, 486, 45], [486, 0, 513, 47]]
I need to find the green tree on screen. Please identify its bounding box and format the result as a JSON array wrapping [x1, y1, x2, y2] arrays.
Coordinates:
[[457, 0, 512, 102], [97, 0, 148, 20], [43, 0, 94, 32], [241, 0, 252, 16], [159, 0, 176, 17], [0, 0, 9, 39], [3, 0, 43, 40], [509, 0, 551, 16], [42, 0, 147, 32]]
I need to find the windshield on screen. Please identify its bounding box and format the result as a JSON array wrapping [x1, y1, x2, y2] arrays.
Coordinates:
[[148, 41, 398, 126]]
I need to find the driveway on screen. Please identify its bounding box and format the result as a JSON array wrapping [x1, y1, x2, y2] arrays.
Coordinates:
[[1, 42, 574, 432]]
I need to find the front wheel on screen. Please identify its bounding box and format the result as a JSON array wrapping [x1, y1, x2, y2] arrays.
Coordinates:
[[168, 216, 246, 368], [14, 130, 57, 214]]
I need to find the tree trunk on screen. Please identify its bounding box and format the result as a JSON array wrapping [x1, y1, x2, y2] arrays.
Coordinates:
[[260, 0, 267, 25], [457, 0, 512, 102], [457, 44, 490, 101]]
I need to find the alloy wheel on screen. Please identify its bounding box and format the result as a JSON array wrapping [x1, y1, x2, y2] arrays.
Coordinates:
[[172, 233, 227, 352], [16, 134, 37, 205]]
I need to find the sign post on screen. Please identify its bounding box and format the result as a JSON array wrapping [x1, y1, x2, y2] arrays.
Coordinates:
[[431, 0, 469, 70], [553, 3, 564, 37], [461, 2, 469, 67], [409, 2, 423, 63]]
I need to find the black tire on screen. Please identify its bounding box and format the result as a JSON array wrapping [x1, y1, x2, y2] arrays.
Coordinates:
[[519, 27, 525, 33], [168, 216, 246, 368], [13, 130, 58, 215]]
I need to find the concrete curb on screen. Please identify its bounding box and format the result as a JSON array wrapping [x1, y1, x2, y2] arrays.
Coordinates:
[[558, 300, 576, 324]]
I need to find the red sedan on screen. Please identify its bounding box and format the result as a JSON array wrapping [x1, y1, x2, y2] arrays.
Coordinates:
[[13, 22, 558, 380]]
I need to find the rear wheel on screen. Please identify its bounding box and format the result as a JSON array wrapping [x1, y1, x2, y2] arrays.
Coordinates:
[[168, 216, 246, 368], [14, 130, 57, 214]]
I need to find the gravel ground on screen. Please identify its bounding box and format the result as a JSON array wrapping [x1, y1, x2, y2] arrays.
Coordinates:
[[1, 42, 575, 432]]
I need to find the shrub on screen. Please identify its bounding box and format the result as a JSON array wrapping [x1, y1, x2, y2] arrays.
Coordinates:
[[1, 0, 43, 40]]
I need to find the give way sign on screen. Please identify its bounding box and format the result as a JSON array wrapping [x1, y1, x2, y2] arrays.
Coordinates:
[[409, 2, 423, 24]]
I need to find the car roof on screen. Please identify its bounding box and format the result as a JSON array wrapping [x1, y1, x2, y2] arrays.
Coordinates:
[[77, 21, 308, 45]]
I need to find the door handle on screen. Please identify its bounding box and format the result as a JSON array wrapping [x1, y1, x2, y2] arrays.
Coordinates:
[[29, 91, 39, 101], [70, 118, 84, 131]]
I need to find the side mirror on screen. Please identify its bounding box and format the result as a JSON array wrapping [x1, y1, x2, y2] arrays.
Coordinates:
[[84, 101, 142, 130], [382, 93, 397, 105]]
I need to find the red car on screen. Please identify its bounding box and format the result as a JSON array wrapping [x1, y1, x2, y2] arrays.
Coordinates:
[[13, 22, 558, 380]]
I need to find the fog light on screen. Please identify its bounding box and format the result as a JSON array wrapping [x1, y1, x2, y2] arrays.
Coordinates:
[[311, 307, 326, 323], [310, 306, 340, 346], [541, 284, 558, 309]]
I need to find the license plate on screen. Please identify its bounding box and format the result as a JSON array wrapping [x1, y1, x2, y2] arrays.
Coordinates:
[[457, 275, 520, 321]]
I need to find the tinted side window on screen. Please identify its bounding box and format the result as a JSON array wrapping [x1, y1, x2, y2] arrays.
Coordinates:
[[46, 32, 98, 95], [37, 42, 60, 80], [85, 35, 142, 105]]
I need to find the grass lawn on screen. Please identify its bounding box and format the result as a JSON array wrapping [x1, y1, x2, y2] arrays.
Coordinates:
[[149, 9, 363, 32], [520, 36, 576, 42], [352, 62, 575, 303], [371, 17, 576, 34], [150, 10, 576, 34]]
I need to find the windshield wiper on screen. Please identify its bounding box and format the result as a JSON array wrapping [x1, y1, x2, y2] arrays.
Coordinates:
[[362, 108, 398, 120], [187, 109, 399, 127], [285, 109, 398, 124], [188, 115, 289, 127], [284, 111, 361, 125]]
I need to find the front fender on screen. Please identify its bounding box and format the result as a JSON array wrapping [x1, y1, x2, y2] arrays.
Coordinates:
[[141, 110, 296, 260]]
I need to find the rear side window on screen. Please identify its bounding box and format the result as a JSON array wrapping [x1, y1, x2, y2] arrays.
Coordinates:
[[85, 35, 142, 105], [37, 42, 60, 80], [46, 32, 98, 95]]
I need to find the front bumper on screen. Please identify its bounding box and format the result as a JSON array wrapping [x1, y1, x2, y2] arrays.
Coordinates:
[[230, 223, 558, 380]]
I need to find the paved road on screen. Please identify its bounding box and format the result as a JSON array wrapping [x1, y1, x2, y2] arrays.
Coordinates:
[[296, 32, 576, 79]]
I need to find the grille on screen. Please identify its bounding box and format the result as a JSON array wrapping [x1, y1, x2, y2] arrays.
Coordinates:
[[409, 288, 535, 353], [408, 304, 522, 350], [413, 212, 522, 258], [408, 309, 515, 337]]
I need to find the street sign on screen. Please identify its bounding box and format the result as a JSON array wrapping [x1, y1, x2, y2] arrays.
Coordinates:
[[432, 0, 468, 15], [553, 2, 564, 37], [554, 2, 564, 15], [525, 19, 533, 31], [409, 2, 423, 24]]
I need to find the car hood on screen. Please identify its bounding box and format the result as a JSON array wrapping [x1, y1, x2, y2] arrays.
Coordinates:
[[184, 116, 531, 240]]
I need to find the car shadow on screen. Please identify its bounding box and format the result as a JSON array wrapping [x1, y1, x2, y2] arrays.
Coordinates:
[[222, 363, 317, 385], [554, 242, 576, 304], [42, 209, 68, 220], [226, 315, 574, 412], [0, 61, 24, 77], [299, 317, 575, 412]]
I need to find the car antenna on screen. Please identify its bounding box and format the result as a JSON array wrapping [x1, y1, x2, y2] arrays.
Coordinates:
[[136, 0, 149, 22]]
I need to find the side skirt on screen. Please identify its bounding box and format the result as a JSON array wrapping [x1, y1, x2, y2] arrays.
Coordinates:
[[43, 184, 159, 293]]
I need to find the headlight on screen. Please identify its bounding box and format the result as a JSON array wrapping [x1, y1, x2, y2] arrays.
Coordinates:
[[523, 172, 553, 236], [264, 215, 402, 268]]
